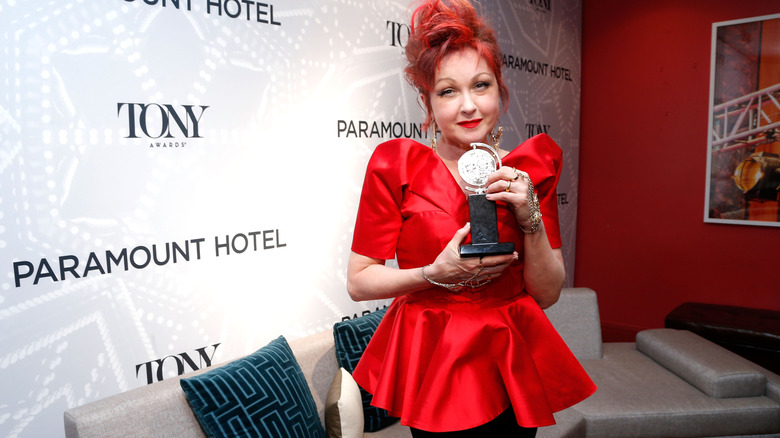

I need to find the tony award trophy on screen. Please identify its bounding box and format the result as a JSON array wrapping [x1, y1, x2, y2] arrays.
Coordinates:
[[458, 142, 516, 257]]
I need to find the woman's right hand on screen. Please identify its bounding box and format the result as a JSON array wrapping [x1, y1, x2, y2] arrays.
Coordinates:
[[347, 223, 517, 302], [423, 223, 518, 288]]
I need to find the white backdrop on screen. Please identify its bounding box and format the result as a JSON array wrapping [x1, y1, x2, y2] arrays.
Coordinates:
[[0, 0, 581, 436]]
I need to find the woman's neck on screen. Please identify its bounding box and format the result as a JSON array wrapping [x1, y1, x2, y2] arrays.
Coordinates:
[[434, 141, 469, 162]]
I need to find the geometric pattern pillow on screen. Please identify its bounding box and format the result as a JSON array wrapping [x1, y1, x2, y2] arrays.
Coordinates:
[[180, 336, 325, 438], [332, 308, 398, 432]]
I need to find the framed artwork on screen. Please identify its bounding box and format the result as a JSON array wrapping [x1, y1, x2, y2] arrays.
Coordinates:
[[705, 13, 780, 227]]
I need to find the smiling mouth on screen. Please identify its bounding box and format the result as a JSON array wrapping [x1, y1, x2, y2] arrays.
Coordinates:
[[458, 119, 482, 129]]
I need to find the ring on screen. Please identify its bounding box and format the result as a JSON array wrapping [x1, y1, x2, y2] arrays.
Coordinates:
[[506, 180, 512, 192], [479, 257, 484, 268], [510, 167, 521, 181]]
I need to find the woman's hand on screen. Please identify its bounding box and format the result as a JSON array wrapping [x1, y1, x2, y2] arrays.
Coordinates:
[[484, 166, 537, 231], [347, 223, 517, 301], [422, 223, 518, 289], [483, 166, 564, 308]]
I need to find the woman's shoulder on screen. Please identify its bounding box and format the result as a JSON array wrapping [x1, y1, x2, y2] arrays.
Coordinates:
[[373, 138, 430, 157], [503, 134, 562, 169], [504, 133, 561, 160], [368, 138, 433, 171]]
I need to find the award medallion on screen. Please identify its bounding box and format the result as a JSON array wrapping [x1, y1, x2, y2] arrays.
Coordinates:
[[458, 147, 497, 193]]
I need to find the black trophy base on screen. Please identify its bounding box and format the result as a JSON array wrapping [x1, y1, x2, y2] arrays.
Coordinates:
[[458, 193, 515, 258], [459, 242, 516, 257]]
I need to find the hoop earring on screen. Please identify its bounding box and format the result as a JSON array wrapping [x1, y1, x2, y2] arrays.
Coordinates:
[[430, 121, 438, 151], [490, 122, 503, 150]]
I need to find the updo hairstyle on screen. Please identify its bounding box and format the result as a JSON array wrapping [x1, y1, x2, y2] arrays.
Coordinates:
[[404, 0, 509, 130]]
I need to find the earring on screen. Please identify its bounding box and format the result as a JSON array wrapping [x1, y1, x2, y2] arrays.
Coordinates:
[[490, 122, 503, 150], [430, 121, 438, 151]]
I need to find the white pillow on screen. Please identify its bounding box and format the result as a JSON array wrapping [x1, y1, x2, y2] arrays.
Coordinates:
[[325, 367, 364, 438]]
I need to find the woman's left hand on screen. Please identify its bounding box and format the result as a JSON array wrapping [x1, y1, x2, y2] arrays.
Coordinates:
[[485, 166, 536, 230], [484, 166, 564, 308]]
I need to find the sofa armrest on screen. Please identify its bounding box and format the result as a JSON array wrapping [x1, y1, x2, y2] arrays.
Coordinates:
[[743, 358, 780, 404], [636, 328, 766, 398], [765, 376, 780, 403]]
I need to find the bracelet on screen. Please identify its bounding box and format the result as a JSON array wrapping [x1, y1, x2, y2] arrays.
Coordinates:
[[519, 174, 542, 234], [421, 264, 492, 292], [421, 265, 460, 291]]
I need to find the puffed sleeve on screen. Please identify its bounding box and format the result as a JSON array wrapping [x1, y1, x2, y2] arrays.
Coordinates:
[[506, 134, 563, 248], [350, 140, 408, 260]]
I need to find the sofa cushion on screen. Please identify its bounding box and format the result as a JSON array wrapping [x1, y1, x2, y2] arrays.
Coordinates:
[[363, 425, 413, 438], [64, 372, 209, 438], [288, 330, 341, 426], [180, 336, 325, 438], [325, 368, 364, 438], [636, 328, 766, 398], [333, 308, 398, 431], [576, 343, 780, 438], [543, 287, 603, 360], [537, 408, 585, 438]]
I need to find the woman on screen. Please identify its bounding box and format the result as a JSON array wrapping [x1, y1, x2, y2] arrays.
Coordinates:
[[347, 0, 596, 436]]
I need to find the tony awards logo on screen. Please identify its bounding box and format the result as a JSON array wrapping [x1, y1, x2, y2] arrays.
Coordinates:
[[458, 143, 515, 257], [117, 102, 209, 148]]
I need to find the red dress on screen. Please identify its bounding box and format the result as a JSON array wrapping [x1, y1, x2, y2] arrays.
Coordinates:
[[350, 134, 596, 432]]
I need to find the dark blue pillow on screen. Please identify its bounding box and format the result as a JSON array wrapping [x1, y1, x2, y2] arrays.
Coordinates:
[[333, 308, 398, 432], [180, 336, 325, 438]]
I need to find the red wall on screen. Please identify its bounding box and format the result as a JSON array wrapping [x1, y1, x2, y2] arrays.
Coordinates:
[[576, 0, 780, 341]]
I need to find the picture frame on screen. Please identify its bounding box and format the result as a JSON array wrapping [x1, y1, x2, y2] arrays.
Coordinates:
[[704, 13, 780, 227]]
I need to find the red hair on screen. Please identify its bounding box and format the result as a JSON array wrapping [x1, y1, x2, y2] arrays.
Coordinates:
[[405, 0, 509, 130]]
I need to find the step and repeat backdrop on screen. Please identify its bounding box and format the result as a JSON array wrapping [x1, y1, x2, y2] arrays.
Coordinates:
[[0, 0, 581, 436]]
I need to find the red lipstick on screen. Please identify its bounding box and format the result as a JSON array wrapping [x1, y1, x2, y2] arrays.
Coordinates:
[[458, 119, 482, 129]]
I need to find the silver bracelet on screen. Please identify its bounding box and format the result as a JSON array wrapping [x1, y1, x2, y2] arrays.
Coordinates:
[[421, 264, 492, 292]]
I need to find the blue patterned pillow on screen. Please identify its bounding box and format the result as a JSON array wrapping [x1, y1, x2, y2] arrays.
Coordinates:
[[333, 308, 398, 432], [180, 336, 325, 438]]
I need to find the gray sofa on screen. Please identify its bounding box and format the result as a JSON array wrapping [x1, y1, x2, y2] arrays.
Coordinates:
[[63, 288, 780, 437]]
